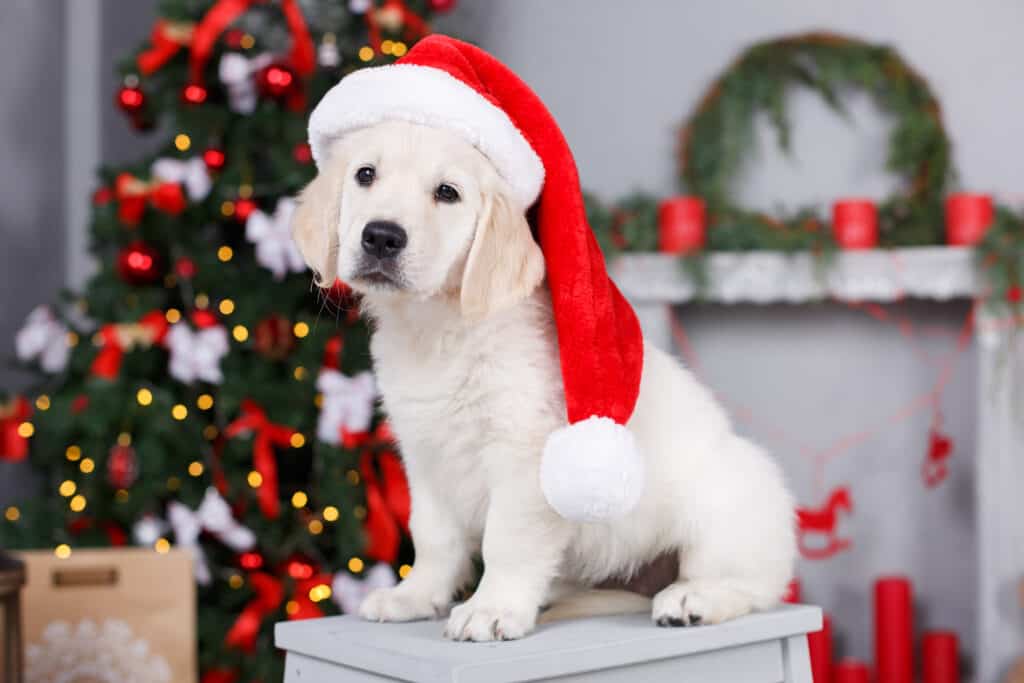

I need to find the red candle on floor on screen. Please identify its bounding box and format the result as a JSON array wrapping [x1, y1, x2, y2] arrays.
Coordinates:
[[834, 658, 871, 683], [658, 196, 706, 254], [833, 199, 878, 249], [808, 613, 832, 683], [922, 631, 959, 683], [945, 193, 993, 245], [875, 575, 914, 683]]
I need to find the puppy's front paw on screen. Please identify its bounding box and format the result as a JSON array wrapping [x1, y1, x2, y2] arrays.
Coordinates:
[[444, 598, 537, 641], [652, 580, 755, 627], [359, 586, 449, 623]]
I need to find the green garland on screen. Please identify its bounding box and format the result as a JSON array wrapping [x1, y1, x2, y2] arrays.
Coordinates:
[[680, 31, 952, 249]]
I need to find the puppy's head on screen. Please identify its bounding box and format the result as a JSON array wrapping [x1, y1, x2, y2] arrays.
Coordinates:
[[292, 120, 544, 318]]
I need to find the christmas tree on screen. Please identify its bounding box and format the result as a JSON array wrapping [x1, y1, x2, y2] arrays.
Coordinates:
[[1, 1, 454, 680]]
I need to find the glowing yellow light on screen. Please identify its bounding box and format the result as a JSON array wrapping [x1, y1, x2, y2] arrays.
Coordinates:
[[290, 433, 306, 448], [171, 404, 188, 420], [79, 458, 95, 474], [196, 394, 214, 410], [17, 422, 34, 438], [165, 308, 182, 323], [5, 506, 20, 522], [323, 506, 339, 522], [293, 366, 307, 381], [203, 425, 219, 440], [154, 538, 171, 554], [220, 201, 236, 217], [117, 432, 132, 446], [348, 557, 365, 573], [381, 39, 394, 54], [393, 42, 408, 57], [115, 489, 130, 503], [358, 46, 374, 62], [217, 245, 233, 262], [67, 331, 79, 347], [65, 445, 82, 461], [240, 33, 255, 49], [174, 133, 191, 151], [167, 476, 181, 491], [308, 519, 323, 534], [399, 564, 412, 579], [69, 495, 87, 512], [293, 321, 310, 338], [353, 505, 366, 520], [291, 491, 308, 508], [35, 395, 51, 411], [308, 583, 331, 602], [188, 461, 204, 477], [314, 393, 323, 408], [238, 184, 253, 199], [247, 471, 263, 488], [229, 574, 244, 589], [219, 299, 235, 315], [54, 544, 72, 559], [59, 480, 76, 497], [285, 600, 299, 616], [136, 388, 153, 406], [232, 325, 249, 342], [194, 293, 209, 309], [346, 470, 360, 486]]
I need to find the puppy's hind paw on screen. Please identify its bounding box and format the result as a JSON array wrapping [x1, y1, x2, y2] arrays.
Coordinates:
[[652, 580, 755, 627]]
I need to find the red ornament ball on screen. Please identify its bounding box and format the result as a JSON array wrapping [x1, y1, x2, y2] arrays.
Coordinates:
[[253, 314, 296, 360], [182, 83, 208, 105], [239, 551, 264, 570], [1008, 285, 1023, 303], [256, 63, 298, 100], [203, 148, 226, 172], [107, 444, 139, 489], [234, 198, 258, 221], [116, 85, 146, 114], [191, 309, 220, 329], [175, 257, 197, 279], [293, 143, 313, 164], [117, 241, 163, 285], [429, 0, 457, 11]]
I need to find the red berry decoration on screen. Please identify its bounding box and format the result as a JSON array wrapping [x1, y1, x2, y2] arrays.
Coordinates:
[[182, 83, 208, 105], [116, 85, 146, 114], [234, 198, 258, 221], [117, 241, 163, 285], [175, 257, 197, 279], [256, 63, 298, 100], [429, 0, 457, 11], [293, 143, 313, 164], [203, 148, 226, 172], [107, 444, 139, 489]]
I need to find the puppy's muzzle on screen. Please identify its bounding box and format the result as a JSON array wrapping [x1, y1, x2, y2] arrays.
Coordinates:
[[361, 220, 408, 260]]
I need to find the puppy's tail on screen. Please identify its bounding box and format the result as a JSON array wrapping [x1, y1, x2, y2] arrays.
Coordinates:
[[538, 589, 651, 624]]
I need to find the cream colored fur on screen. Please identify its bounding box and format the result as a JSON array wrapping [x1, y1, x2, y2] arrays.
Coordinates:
[[292, 121, 797, 641]]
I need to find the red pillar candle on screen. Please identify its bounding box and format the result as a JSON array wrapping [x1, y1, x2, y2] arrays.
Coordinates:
[[945, 193, 994, 245], [922, 631, 959, 683], [834, 658, 871, 683], [808, 613, 832, 683], [658, 196, 706, 254], [875, 575, 914, 683], [833, 199, 879, 249]]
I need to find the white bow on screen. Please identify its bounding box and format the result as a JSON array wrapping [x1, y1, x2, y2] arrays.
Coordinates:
[[15, 306, 70, 374], [167, 488, 256, 585], [247, 197, 307, 280], [165, 322, 229, 384], [219, 52, 274, 113], [332, 563, 397, 614], [132, 515, 169, 547], [151, 157, 211, 201], [316, 370, 376, 445]]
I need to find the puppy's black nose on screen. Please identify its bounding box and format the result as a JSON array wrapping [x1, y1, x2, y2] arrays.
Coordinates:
[[361, 221, 408, 260]]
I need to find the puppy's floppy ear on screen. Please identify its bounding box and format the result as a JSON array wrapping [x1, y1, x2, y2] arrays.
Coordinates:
[[460, 189, 545, 319], [291, 158, 344, 287]]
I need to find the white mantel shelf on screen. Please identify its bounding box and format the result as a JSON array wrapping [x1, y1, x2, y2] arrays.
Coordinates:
[[611, 246, 1022, 683], [611, 246, 980, 305]]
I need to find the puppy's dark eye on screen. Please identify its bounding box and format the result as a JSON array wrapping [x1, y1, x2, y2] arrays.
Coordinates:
[[355, 166, 375, 186], [434, 183, 460, 203]]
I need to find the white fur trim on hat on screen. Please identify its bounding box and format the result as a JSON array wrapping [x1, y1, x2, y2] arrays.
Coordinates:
[[308, 64, 545, 208], [540, 416, 645, 522]]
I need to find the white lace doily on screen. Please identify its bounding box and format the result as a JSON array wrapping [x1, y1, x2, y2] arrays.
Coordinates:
[[25, 619, 172, 683]]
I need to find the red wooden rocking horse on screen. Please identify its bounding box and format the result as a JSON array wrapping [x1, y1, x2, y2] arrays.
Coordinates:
[[796, 486, 853, 559]]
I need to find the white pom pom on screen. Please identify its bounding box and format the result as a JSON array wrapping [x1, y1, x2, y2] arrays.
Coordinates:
[[540, 416, 645, 522]]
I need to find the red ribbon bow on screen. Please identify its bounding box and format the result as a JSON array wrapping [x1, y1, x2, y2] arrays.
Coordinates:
[[224, 572, 284, 652], [189, 0, 314, 86], [137, 19, 195, 75], [115, 173, 187, 226], [360, 450, 410, 564], [224, 400, 294, 518], [0, 397, 32, 462], [90, 310, 169, 380]]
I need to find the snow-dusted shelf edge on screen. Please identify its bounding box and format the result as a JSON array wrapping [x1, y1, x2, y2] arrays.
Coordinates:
[[611, 246, 980, 305]]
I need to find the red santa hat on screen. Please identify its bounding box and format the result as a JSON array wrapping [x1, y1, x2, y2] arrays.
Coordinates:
[[308, 35, 645, 522]]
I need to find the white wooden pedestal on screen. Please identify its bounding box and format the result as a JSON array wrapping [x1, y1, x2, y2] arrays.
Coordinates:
[[275, 605, 821, 682]]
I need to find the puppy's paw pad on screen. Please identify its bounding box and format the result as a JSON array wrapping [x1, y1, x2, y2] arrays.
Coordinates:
[[359, 587, 447, 623], [444, 601, 535, 642]]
